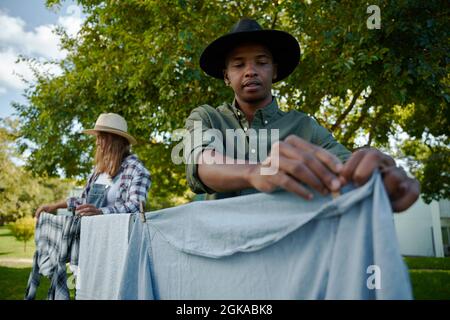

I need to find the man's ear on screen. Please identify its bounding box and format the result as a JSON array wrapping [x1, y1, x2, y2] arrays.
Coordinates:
[[223, 70, 230, 86], [272, 64, 278, 81]]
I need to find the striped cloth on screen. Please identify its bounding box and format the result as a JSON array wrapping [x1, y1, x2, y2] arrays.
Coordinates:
[[25, 212, 81, 300]]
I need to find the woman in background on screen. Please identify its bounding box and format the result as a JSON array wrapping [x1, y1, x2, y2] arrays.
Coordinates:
[[35, 113, 151, 218]]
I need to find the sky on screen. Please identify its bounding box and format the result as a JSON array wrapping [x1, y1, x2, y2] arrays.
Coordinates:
[[0, 0, 84, 119]]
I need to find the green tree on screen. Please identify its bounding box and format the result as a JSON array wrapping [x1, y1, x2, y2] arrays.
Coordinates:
[[9, 217, 35, 252], [0, 119, 74, 224], [13, 0, 449, 206]]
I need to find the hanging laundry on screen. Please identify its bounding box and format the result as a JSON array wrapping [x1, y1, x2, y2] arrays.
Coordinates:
[[118, 173, 412, 300], [25, 213, 81, 300]]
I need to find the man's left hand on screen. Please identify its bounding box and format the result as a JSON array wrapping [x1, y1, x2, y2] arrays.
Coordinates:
[[75, 204, 102, 216], [340, 148, 420, 212]]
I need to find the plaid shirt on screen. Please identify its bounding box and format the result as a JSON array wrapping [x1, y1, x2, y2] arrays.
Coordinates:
[[66, 154, 151, 214], [25, 213, 81, 300]]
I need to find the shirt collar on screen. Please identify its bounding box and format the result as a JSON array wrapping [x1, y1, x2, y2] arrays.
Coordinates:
[[229, 96, 280, 123], [121, 154, 136, 168]]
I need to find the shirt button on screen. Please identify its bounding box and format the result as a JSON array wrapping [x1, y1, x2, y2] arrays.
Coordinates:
[[244, 127, 248, 131], [251, 149, 256, 153], [264, 120, 268, 124]]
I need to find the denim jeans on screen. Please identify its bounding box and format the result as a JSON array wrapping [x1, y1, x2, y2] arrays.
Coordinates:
[[118, 172, 412, 300]]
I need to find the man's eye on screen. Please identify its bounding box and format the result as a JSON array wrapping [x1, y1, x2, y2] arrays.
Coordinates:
[[233, 64, 243, 68], [258, 61, 268, 65]]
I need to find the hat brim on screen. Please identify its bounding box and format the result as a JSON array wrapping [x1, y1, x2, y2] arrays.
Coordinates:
[[200, 29, 300, 83], [83, 128, 137, 145]]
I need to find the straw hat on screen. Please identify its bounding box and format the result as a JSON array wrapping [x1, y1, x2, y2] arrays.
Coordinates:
[[82, 113, 137, 145]]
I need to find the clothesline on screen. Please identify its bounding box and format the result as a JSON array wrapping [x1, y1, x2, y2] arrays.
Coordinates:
[[26, 172, 413, 300]]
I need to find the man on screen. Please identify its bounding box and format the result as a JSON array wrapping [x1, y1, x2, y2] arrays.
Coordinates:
[[184, 18, 419, 212]]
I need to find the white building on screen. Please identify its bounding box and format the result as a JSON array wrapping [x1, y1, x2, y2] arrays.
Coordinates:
[[394, 198, 450, 257]]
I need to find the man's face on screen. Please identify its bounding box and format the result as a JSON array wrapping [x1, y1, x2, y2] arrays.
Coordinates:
[[224, 43, 277, 105]]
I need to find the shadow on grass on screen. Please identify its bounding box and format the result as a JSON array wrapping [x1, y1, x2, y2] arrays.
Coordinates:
[[409, 270, 450, 300], [0, 252, 14, 256], [0, 266, 76, 300], [0, 232, 14, 237], [0, 266, 50, 300]]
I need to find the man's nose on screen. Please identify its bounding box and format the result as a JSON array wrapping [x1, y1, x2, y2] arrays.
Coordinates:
[[244, 63, 257, 77]]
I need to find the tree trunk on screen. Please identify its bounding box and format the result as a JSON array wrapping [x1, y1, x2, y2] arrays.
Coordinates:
[[271, 9, 279, 29], [342, 105, 369, 146], [367, 105, 382, 147]]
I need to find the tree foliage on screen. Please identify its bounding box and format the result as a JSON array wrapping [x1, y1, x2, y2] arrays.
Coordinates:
[[13, 0, 449, 206], [0, 119, 74, 224], [8, 217, 35, 252]]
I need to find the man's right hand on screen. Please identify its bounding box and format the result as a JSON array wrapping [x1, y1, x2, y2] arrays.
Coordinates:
[[35, 204, 57, 220], [247, 135, 344, 199]]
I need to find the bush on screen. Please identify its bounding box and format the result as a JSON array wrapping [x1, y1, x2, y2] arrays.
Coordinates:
[[9, 217, 35, 252]]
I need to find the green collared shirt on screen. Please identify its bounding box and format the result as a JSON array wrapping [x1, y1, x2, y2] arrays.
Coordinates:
[[184, 97, 351, 200]]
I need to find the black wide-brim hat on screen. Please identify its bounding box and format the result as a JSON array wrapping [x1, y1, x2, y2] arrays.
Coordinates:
[[200, 18, 301, 83]]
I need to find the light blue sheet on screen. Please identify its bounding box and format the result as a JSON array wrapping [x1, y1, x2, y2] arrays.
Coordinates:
[[118, 173, 413, 300], [76, 213, 135, 300]]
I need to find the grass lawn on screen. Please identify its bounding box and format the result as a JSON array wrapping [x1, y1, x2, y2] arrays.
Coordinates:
[[408, 270, 450, 300], [0, 226, 449, 300], [404, 256, 450, 300], [404, 256, 450, 270], [0, 226, 75, 300], [0, 266, 50, 300], [0, 226, 35, 260]]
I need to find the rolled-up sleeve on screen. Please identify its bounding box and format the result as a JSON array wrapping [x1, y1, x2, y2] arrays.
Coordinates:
[[184, 106, 218, 194], [311, 120, 352, 162]]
